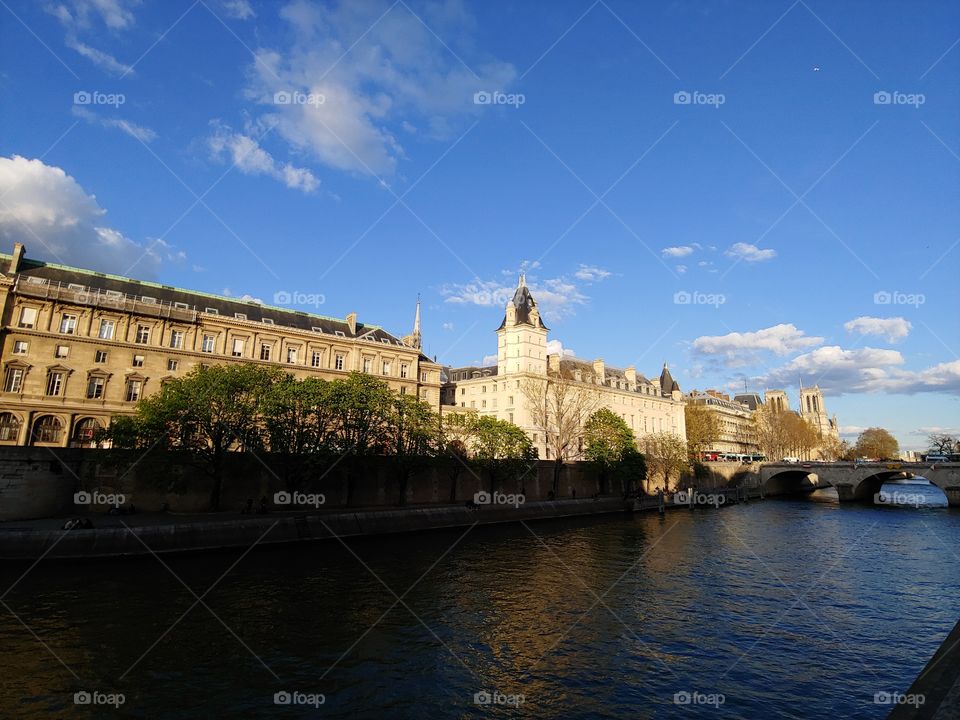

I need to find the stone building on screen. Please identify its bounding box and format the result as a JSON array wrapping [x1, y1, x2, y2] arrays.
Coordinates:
[[0, 243, 441, 447], [441, 275, 686, 459], [762, 384, 841, 459], [685, 390, 760, 456]]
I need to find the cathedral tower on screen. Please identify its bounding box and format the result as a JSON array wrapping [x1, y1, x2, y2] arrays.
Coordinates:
[[497, 274, 548, 376]]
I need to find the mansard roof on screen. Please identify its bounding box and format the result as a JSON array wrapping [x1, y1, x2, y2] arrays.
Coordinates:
[[497, 276, 549, 330]]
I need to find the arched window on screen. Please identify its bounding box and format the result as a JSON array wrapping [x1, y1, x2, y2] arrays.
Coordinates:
[[0, 412, 21, 442], [31, 415, 63, 444], [72, 418, 101, 447]]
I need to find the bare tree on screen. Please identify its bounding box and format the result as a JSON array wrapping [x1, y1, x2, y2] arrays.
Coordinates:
[[928, 433, 958, 455], [522, 370, 600, 497], [642, 432, 688, 492]]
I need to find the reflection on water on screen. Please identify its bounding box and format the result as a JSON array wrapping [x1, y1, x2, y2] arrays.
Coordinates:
[[1, 502, 959, 718]]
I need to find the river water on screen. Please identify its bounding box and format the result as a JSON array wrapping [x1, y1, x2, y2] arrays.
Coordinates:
[[1, 500, 958, 719]]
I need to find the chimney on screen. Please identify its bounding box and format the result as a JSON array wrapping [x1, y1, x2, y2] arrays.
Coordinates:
[[592, 358, 605, 385], [9, 243, 25, 274], [624, 366, 636, 388], [346, 312, 357, 335], [548, 354, 560, 373]]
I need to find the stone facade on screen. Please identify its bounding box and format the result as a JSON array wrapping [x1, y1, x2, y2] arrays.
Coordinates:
[[441, 275, 686, 459], [0, 243, 441, 447], [685, 391, 760, 456]]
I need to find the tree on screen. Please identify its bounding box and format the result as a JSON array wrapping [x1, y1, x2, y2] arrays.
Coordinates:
[[522, 370, 600, 497], [754, 406, 820, 461], [684, 404, 720, 461], [383, 394, 441, 505], [583, 408, 637, 494], [854, 427, 899, 460], [439, 411, 475, 502], [928, 433, 958, 455], [642, 432, 688, 492], [470, 415, 537, 495], [105, 363, 282, 510]]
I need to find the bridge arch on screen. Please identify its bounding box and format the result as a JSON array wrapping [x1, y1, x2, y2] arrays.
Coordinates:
[[763, 469, 824, 496], [844, 471, 918, 501]]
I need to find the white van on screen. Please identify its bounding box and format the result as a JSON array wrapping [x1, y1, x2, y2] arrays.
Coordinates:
[[781, 457, 800, 463]]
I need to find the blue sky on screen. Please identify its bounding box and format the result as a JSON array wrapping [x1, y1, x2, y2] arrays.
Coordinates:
[[0, 0, 958, 450]]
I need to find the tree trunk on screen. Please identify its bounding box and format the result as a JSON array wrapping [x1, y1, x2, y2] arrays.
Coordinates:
[[209, 447, 223, 512], [552, 458, 562, 497]]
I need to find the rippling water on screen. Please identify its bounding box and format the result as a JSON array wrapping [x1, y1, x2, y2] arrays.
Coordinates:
[[1, 501, 958, 718]]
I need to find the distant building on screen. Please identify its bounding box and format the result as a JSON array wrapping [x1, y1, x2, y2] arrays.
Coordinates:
[[685, 390, 759, 456], [763, 384, 840, 459], [0, 243, 442, 447], [441, 275, 686, 459]]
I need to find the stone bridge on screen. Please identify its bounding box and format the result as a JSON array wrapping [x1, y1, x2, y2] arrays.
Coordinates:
[[759, 462, 960, 505]]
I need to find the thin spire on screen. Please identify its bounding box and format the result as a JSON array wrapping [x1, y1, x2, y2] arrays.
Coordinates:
[[518, 272, 526, 288], [413, 293, 421, 334]]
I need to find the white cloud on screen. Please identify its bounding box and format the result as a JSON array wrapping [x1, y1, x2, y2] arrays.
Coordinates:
[[208, 121, 320, 193], [72, 106, 156, 142], [676, 264, 687, 274], [441, 321, 454, 331], [220, 0, 255, 19], [222, 288, 263, 304], [843, 316, 912, 343], [66, 37, 134, 75], [573, 264, 611, 282], [244, 0, 515, 176], [441, 272, 587, 319], [53, 0, 140, 30], [725, 242, 776, 262], [692, 323, 824, 366], [752, 347, 960, 396], [0, 154, 176, 277], [546, 339, 576, 358], [661, 245, 693, 257], [839, 425, 868, 437]]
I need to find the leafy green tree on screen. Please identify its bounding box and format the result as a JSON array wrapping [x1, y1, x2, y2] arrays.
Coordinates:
[[440, 411, 475, 502], [104, 363, 281, 510], [583, 408, 637, 494], [470, 415, 537, 495], [383, 394, 441, 505]]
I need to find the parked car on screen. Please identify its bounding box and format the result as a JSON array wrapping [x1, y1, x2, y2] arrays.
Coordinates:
[[781, 457, 800, 463], [925, 454, 949, 463]]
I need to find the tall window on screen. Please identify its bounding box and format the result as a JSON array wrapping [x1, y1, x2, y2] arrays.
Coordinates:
[[170, 330, 185, 349], [32, 416, 62, 444], [86, 376, 106, 399], [232, 338, 245, 357], [400, 363, 408, 379], [335, 354, 345, 371], [46, 371, 64, 396], [98, 319, 115, 340], [3, 367, 24, 393], [135, 325, 150, 344], [421, 371, 428, 382], [12, 341, 28, 355], [286, 347, 298, 364], [125, 379, 142, 402], [382, 360, 391, 375], [311, 350, 322, 368], [260, 343, 272, 361], [201, 334, 215, 353], [59, 314, 77, 334], [18, 307, 37, 329], [362, 357, 372, 373], [0, 413, 20, 441]]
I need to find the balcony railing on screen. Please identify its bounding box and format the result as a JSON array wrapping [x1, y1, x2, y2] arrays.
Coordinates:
[[15, 278, 198, 323]]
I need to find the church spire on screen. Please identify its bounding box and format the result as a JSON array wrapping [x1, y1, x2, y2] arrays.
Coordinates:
[[518, 272, 526, 288], [402, 295, 422, 350]]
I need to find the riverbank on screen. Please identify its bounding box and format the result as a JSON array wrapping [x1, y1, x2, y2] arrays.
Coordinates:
[[0, 489, 761, 560], [0, 497, 635, 560], [889, 617, 960, 720]]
